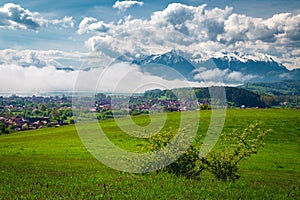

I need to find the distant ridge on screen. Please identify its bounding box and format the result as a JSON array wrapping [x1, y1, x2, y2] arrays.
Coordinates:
[[240, 80, 300, 95]]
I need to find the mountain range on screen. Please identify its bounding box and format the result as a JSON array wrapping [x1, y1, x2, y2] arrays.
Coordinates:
[[120, 50, 300, 83]]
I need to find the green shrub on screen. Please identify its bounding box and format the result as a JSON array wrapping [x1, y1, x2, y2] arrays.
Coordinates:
[[8, 124, 16, 131], [130, 110, 139, 116], [200, 104, 211, 110], [202, 122, 272, 180], [0, 123, 9, 134], [143, 110, 149, 114], [144, 129, 204, 179], [96, 110, 113, 120], [200, 104, 208, 110], [144, 122, 271, 180]]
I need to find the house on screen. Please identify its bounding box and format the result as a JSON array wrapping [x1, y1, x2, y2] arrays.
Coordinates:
[[32, 120, 44, 128], [22, 123, 29, 130], [0, 117, 6, 123], [12, 115, 27, 128], [89, 107, 97, 112]]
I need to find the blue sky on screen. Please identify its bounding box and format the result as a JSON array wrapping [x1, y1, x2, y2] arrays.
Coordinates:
[[0, 0, 299, 93], [1, 0, 299, 51]]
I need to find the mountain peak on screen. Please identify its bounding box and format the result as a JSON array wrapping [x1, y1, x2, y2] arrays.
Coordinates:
[[131, 50, 196, 79], [212, 51, 278, 64], [132, 50, 189, 65]]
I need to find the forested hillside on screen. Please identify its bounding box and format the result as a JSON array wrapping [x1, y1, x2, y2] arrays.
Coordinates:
[[240, 80, 300, 95]]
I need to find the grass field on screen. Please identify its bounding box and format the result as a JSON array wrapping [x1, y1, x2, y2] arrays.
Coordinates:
[[0, 109, 299, 199]]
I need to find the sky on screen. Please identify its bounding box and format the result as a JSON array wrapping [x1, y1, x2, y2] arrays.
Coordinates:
[[0, 0, 299, 94]]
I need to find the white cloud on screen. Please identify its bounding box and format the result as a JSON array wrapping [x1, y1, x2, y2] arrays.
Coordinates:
[[51, 16, 75, 28], [0, 64, 78, 93], [0, 61, 229, 94], [0, 49, 90, 69], [194, 68, 228, 81], [78, 3, 300, 69], [76, 62, 227, 93], [77, 17, 110, 34], [194, 68, 256, 82], [113, 1, 144, 12], [0, 3, 44, 30], [0, 3, 74, 30], [227, 71, 256, 82]]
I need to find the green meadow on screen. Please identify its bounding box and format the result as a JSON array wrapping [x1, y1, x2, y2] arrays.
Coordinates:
[[0, 109, 299, 199]]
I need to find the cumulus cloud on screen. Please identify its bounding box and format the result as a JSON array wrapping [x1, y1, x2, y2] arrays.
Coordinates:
[[78, 3, 300, 69], [77, 17, 110, 34], [0, 3, 74, 30], [0, 3, 43, 30], [113, 1, 144, 12]]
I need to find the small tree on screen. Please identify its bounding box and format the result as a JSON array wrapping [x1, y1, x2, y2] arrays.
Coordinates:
[[0, 123, 9, 134], [51, 108, 60, 122], [8, 125, 16, 132], [200, 104, 209, 110], [201, 122, 272, 180], [60, 114, 67, 123], [39, 104, 47, 112], [130, 110, 139, 116]]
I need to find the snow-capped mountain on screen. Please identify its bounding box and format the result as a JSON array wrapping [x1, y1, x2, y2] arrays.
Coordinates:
[[128, 50, 299, 83], [131, 50, 196, 80], [207, 51, 279, 63]]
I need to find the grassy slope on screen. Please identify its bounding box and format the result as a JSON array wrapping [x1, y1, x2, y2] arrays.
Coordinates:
[[0, 109, 299, 199]]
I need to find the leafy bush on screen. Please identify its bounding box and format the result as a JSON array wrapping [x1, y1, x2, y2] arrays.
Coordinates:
[[144, 122, 271, 180], [96, 110, 113, 120], [142, 110, 150, 114], [200, 104, 209, 110], [130, 110, 139, 116], [8, 125, 16, 132], [144, 129, 203, 179], [165, 144, 203, 179], [0, 123, 9, 134], [202, 122, 272, 180]]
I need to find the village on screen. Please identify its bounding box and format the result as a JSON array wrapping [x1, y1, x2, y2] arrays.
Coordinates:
[[0, 95, 74, 133], [0, 93, 201, 133], [2, 86, 286, 134], [93, 94, 200, 117]]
